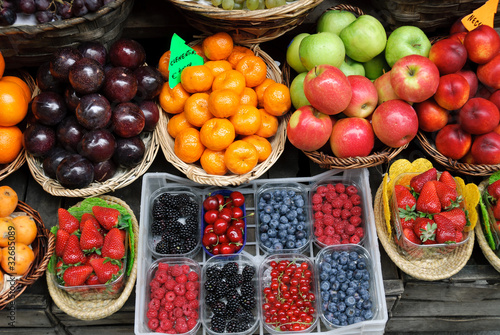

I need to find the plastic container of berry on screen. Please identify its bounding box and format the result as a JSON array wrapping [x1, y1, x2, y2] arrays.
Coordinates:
[[147, 186, 202, 259], [315, 244, 379, 330], [201, 251, 259, 335], [255, 182, 311, 254], [310, 176, 368, 249], [137, 257, 202, 334]]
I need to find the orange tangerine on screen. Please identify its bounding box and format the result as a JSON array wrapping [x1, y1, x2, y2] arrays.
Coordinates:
[[262, 83, 291, 116], [159, 82, 190, 115], [200, 118, 235, 151], [204, 60, 232, 77], [0, 186, 17, 217], [0, 126, 23, 165], [224, 140, 259, 175], [235, 55, 267, 88], [255, 78, 275, 108], [255, 109, 279, 138], [241, 135, 272, 163], [12, 215, 37, 246], [200, 148, 228, 176], [208, 89, 240, 118], [240, 87, 258, 107], [202, 32, 234, 61], [212, 70, 246, 96], [184, 93, 213, 127], [180, 65, 214, 93], [0, 81, 29, 127], [227, 45, 254, 69], [1, 242, 34, 276], [174, 128, 205, 163], [229, 105, 261, 136], [1, 76, 31, 102], [158, 50, 171, 80], [167, 112, 195, 138]]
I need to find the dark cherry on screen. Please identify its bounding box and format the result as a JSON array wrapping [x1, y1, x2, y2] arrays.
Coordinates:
[[137, 100, 160, 132], [204, 209, 219, 224], [31, 91, 67, 126], [204, 224, 214, 234], [218, 207, 232, 222], [64, 86, 82, 112], [112, 136, 145, 168], [213, 219, 229, 235], [202, 232, 218, 248], [56, 154, 94, 189], [134, 66, 164, 100], [218, 234, 229, 244], [109, 39, 146, 70], [77, 129, 116, 163], [219, 243, 235, 254], [203, 196, 218, 211], [75, 93, 111, 130], [232, 219, 245, 230], [42, 147, 71, 179], [49, 47, 83, 82], [103, 67, 137, 103], [36, 62, 65, 93], [227, 226, 243, 243], [57, 116, 86, 152], [111, 102, 145, 138], [23, 123, 56, 158], [230, 191, 245, 207], [93, 159, 117, 182], [69, 57, 105, 94], [78, 41, 107, 66]]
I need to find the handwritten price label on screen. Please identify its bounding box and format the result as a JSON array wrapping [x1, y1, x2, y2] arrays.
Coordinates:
[[168, 34, 204, 89], [462, 0, 499, 31]]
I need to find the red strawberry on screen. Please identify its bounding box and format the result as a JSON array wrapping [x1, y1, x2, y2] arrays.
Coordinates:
[[394, 185, 416, 209], [400, 217, 416, 230], [493, 201, 500, 220], [92, 206, 120, 230], [85, 273, 101, 286], [439, 171, 456, 190], [80, 213, 101, 232], [102, 228, 126, 260], [63, 265, 93, 287], [439, 208, 467, 231], [62, 234, 86, 265], [90, 258, 122, 284], [84, 252, 102, 266], [488, 179, 500, 200], [56, 260, 66, 277], [455, 231, 463, 243], [55, 228, 70, 257], [403, 228, 421, 245], [416, 181, 441, 214], [410, 168, 437, 193], [413, 217, 437, 243], [58, 208, 79, 234], [434, 214, 457, 244], [432, 180, 458, 210], [80, 219, 104, 252]]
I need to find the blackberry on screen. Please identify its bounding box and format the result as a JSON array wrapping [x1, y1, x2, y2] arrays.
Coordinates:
[[164, 219, 181, 234], [170, 240, 184, 254], [242, 265, 255, 282], [238, 308, 254, 324], [175, 193, 191, 207], [211, 301, 226, 316], [158, 192, 176, 206], [206, 293, 218, 307], [226, 319, 247, 333], [206, 266, 221, 279], [180, 201, 199, 217], [240, 281, 255, 298], [152, 202, 167, 220], [184, 236, 197, 252], [151, 219, 167, 235], [221, 262, 238, 278], [226, 274, 243, 288], [184, 215, 198, 231], [239, 295, 256, 310], [211, 315, 226, 333], [224, 287, 239, 299], [179, 221, 197, 239], [214, 281, 228, 299], [226, 292, 241, 317], [205, 278, 218, 292], [155, 239, 169, 254], [164, 206, 180, 220]]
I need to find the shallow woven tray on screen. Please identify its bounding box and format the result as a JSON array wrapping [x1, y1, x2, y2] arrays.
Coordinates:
[[374, 183, 474, 281], [476, 181, 500, 273], [417, 131, 500, 176], [0, 0, 134, 68], [47, 195, 138, 321], [165, 0, 323, 44], [159, 43, 289, 186], [0, 201, 55, 309]]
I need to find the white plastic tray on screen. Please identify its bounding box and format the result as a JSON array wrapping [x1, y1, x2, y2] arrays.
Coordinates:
[[135, 169, 388, 335]]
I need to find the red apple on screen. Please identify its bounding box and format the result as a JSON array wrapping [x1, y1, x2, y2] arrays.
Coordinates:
[[286, 105, 333, 152], [390, 54, 440, 103], [449, 32, 467, 45], [371, 99, 419, 148], [489, 90, 500, 111], [434, 74, 470, 111], [458, 97, 500, 135], [329, 117, 374, 158], [303, 64, 352, 115], [461, 151, 475, 164], [471, 132, 500, 165], [456, 69, 478, 96], [428, 38, 468, 75], [450, 17, 467, 34], [414, 98, 449, 132], [476, 85, 493, 99], [343, 75, 378, 118], [464, 25, 500, 64], [435, 124, 472, 160], [477, 54, 500, 90], [373, 71, 399, 105]]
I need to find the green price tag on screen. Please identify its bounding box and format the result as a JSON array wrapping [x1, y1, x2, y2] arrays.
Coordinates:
[[168, 34, 204, 89]]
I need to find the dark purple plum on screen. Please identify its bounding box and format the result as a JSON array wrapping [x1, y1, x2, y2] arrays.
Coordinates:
[[57, 116, 86, 152], [69, 57, 105, 94], [64, 86, 82, 112], [50, 47, 83, 82], [138, 100, 159, 131], [93, 159, 117, 182], [42, 147, 71, 179], [103, 67, 137, 103], [56, 154, 94, 189], [84, 0, 103, 12], [23, 123, 56, 158], [76, 93, 111, 130], [78, 129, 116, 163], [31, 91, 67, 126], [78, 42, 107, 66], [134, 66, 164, 100], [111, 102, 145, 138], [109, 39, 146, 70], [36, 62, 65, 93], [113, 136, 145, 168]]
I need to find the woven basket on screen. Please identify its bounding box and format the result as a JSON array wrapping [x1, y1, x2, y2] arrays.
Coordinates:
[[0, 0, 134, 68], [47, 195, 138, 320], [158, 42, 289, 186], [476, 181, 500, 273], [0, 201, 55, 309], [374, 183, 474, 281], [371, 0, 500, 32], [165, 0, 324, 44]]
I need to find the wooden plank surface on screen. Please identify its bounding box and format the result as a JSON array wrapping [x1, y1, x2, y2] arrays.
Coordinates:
[[401, 282, 500, 302], [386, 316, 500, 333]]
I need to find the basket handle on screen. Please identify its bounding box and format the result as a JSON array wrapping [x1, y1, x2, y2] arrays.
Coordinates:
[[329, 4, 365, 16]]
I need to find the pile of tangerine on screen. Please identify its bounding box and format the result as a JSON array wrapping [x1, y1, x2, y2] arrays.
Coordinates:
[[158, 32, 291, 176]]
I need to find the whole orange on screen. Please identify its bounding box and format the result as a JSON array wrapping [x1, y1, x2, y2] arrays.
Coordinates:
[[202, 32, 234, 61], [0, 126, 23, 165], [200, 148, 228, 176], [167, 112, 195, 139], [241, 135, 272, 162], [0, 217, 15, 248], [1, 242, 35, 276], [12, 215, 37, 246], [0, 186, 18, 218], [229, 105, 261, 136], [174, 128, 205, 163], [255, 109, 279, 138], [200, 118, 235, 151], [263, 83, 292, 116], [224, 140, 259, 175], [0, 81, 29, 127]]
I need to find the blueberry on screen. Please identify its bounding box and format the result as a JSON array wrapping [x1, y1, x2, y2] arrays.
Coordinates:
[[320, 281, 330, 291], [353, 270, 362, 280], [264, 240, 272, 248], [325, 312, 335, 324], [349, 251, 359, 261], [267, 229, 277, 238], [286, 211, 297, 220], [333, 311, 340, 318], [362, 271, 370, 281], [362, 300, 372, 310], [349, 280, 358, 288], [269, 219, 279, 229], [348, 261, 357, 271], [337, 270, 346, 283], [295, 231, 305, 240], [295, 240, 303, 248], [338, 291, 346, 301], [330, 318, 340, 326], [337, 302, 346, 312], [271, 213, 280, 221], [286, 240, 295, 249], [296, 207, 303, 214], [321, 262, 332, 272], [339, 255, 348, 265], [353, 292, 361, 301], [280, 216, 289, 224], [346, 287, 356, 297], [363, 310, 373, 320], [260, 233, 269, 242], [339, 313, 347, 322], [327, 302, 336, 312], [274, 242, 283, 250], [353, 316, 363, 324], [330, 268, 338, 276], [258, 202, 265, 210], [264, 204, 273, 214], [347, 316, 355, 324], [295, 198, 305, 207], [262, 192, 271, 201], [330, 281, 340, 291], [332, 252, 340, 261], [340, 282, 349, 292], [356, 301, 364, 310], [355, 309, 361, 317], [321, 291, 330, 302], [283, 197, 292, 206], [346, 271, 353, 280], [340, 321, 348, 326], [361, 280, 370, 290], [296, 223, 304, 231], [262, 214, 271, 223], [357, 260, 366, 270], [329, 292, 339, 303], [345, 296, 356, 307], [300, 237, 307, 245], [278, 230, 288, 239], [260, 224, 269, 233], [290, 218, 298, 226]]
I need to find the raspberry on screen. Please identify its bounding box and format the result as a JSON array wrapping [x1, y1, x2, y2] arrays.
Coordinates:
[[317, 185, 328, 195], [175, 274, 188, 284], [345, 224, 355, 235], [160, 297, 167, 306], [182, 264, 190, 274], [332, 234, 341, 244], [164, 301, 174, 311], [341, 239, 350, 244], [341, 209, 352, 220], [170, 265, 183, 277], [350, 235, 361, 244], [314, 210, 324, 219], [189, 299, 199, 309], [149, 298, 160, 311], [160, 318, 173, 330], [187, 317, 198, 330], [174, 295, 187, 307], [317, 235, 327, 244], [313, 203, 322, 212], [158, 262, 170, 271], [321, 203, 332, 214], [324, 225, 335, 236], [323, 214, 334, 226], [150, 279, 161, 292], [314, 219, 324, 229], [147, 308, 158, 319], [326, 184, 336, 192], [173, 307, 184, 318], [335, 183, 345, 194], [325, 191, 337, 203], [332, 208, 341, 218], [312, 193, 323, 204], [349, 215, 362, 227], [185, 290, 198, 301], [187, 271, 198, 282], [147, 318, 159, 330], [346, 185, 358, 196], [333, 217, 341, 224], [331, 198, 344, 209], [314, 227, 324, 237], [175, 320, 188, 333], [334, 223, 345, 234], [351, 206, 362, 217], [174, 283, 186, 296], [189, 311, 199, 320], [355, 227, 364, 239], [341, 233, 349, 241], [324, 237, 334, 245], [155, 271, 169, 284], [165, 291, 176, 301], [339, 193, 349, 201], [182, 304, 192, 316], [343, 200, 353, 210], [165, 279, 177, 291], [350, 194, 361, 205], [165, 330, 176, 335], [159, 309, 170, 321], [185, 281, 197, 291], [153, 287, 166, 300]]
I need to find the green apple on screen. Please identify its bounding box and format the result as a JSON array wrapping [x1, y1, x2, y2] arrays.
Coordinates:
[[299, 32, 345, 71], [385, 26, 431, 67], [363, 52, 390, 80], [290, 72, 310, 110], [339, 15, 387, 63], [286, 33, 310, 73], [317, 10, 356, 35], [339, 56, 365, 77]]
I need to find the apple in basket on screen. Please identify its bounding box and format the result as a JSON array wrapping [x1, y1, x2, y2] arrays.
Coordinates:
[[373, 71, 399, 105], [456, 70, 478, 97], [329, 117, 374, 158], [433, 74, 470, 111], [286, 105, 333, 152], [343, 75, 378, 118], [435, 124, 472, 160], [384, 26, 432, 67], [371, 99, 418, 148], [339, 56, 365, 77], [289, 73, 310, 110], [298, 32, 345, 71], [428, 38, 467, 75], [464, 25, 500, 65], [414, 99, 449, 133], [477, 54, 500, 90], [458, 97, 500, 135], [471, 132, 500, 165], [316, 9, 356, 36]]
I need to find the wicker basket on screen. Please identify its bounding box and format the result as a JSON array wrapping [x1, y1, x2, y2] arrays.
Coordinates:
[[47, 195, 138, 320], [476, 180, 500, 273], [371, 0, 500, 32], [159, 42, 288, 186], [0, 0, 134, 68], [0, 201, 55, 309], [165, 0, 324, 44]]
